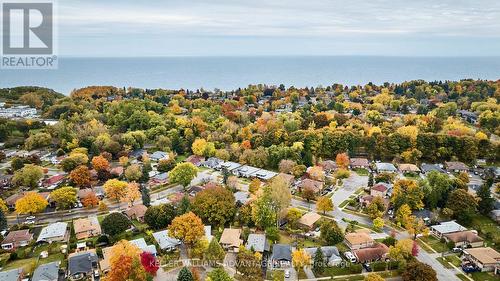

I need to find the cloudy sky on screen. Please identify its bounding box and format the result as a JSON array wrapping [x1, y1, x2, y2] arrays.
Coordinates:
[[56, 0, 500, 57]]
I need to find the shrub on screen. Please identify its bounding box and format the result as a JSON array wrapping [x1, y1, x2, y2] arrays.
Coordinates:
[[9, 252, 17, 260], [387, 260, 399, 270], [372, 261, 387, 271], [101, 212, 131, 236], [348, 263, 362, 274]]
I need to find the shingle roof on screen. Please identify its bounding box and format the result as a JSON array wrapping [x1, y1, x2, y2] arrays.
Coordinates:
[[271, 244, 292, 261], [1, 230, 33, 246], [375, 162, 397, 172], [444, 230, 483, 243], [353, 243, 388, 263], [37, 222, 68, 242], [464, 247, 500, 265], [345, 232, 374, 245], [219, 228, 242, 248], [0, 268, 23, 281], [152, 230, 181, 250], [32, 261, 59, 281], [246, 233, 269, 252], [68, 251, 98, 276], [298, 212, 321, 228]]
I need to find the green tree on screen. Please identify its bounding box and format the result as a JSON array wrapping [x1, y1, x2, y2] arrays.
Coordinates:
[[313, 248, 325, 274], [446, 189, 478, 223], [366, 196, 385, 219], [320, 220, 344, 245], [391, 179, 423, 210], [177, 267, 194, 281], [144, 204, 176, 230], [0, 209, 7, 230], [12, 164, 43, 188], [141, 188, 150, 207], [477, 178, 494, 215], [206, 238, 225, 264], [50, 186, 77, 210], [102, 212, 131, 236], [207, 268, 232, 281], [169, 162, 198, 188], [192, 186, 236, 226]]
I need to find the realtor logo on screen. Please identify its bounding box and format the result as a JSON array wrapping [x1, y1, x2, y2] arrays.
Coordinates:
[[1, 1, 57, 69]]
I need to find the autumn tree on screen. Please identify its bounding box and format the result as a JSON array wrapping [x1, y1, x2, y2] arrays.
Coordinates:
[[206, 268, 232, 281], [192, 138, 215, 157], [268, 176, 292, 220], [279, 159, 296, 174], [364, 273, 384, 281], [102, 213, 131, 236], [302, 186, 316, 202], [316, 197, 333, 214], [402, 261, 437, 281], [105, 239, 149, 281], [366, 196, 385, 219], [391, 179, 423, 210], [373, 217, 384, 231], [168, 212, 204, 246], [125, 164, 142, 182], [140, 252, 159, 276], [292, 248, 311, 272], [69, 165, 91, 188], [123, 182, 141, 206], [335, 153, 349, 169], [236, 247, 263, 281], [446, 189, 478, 223], [0, 199, 8, 213], [192, 186, 236, 226], [206, 238, 225, 264], [60, 152, 88, 172], [12, 164, 43, 188], [50, 186, 77, 210], [82, 193, 100, 208], [169, 162, 198, 188], [248, 178, 261, 194], [104, 179, 128, 202], [308, 166, 325, 181], [15, 192, 48, 214], [389, 238, 413, 262], [92, 155, 110, 172]]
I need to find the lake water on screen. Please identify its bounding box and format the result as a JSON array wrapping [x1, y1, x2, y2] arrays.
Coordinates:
[[1, 56, 500, 94]]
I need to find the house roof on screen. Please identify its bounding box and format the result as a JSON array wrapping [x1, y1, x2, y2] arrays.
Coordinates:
[[345, 232, 374, 245], [68, 251, 98, 276], [219, 161, 242, 171], [298, 212, 321, 228], [219, 228, 242, 248], [353, 243, 389, 263], [375, 162, 397, 172], [0, 268, 23, 281], [150, 151, 169, 160], [44, 174, 65, 186], [420, 164, 445, 173], [350, 158, 369, 167], [278, 173, 295, 185], [151, 172, 168, 181], [319, 160, 337, 171], [444, 230, 483, 243], [271, 244, 292, 261], [234, 191, 250, 204], [129, 238, 157, 255], [304, 246, 340, 259], [73, 216, 101, 235], [431, 221, 466, 234], [251, 169, 277, 180], [398, 164, 420, 173], [32, 261, 59, 281], [246, 233, 269, 252], [185, 155, 205, 165], [298, 179, 323, 193], [152, 230, 181, 250], [464, 247, 500, 265], [37, 222, 68, 242], [125, 204, 148, 219], [110, 166, 124, 176], [77, 188, 95, 199], [371, 183, 388, 193], [445, 161, 469, 171], [1, 229, 33, 245]]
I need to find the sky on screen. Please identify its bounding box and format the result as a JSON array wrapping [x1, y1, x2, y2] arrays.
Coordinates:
[[53, 0, 500, 57]]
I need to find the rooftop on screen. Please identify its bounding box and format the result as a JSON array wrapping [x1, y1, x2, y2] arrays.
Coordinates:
[[431, 221, 466, 234]]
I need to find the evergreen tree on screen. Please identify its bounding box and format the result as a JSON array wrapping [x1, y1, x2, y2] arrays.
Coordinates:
[[141, 187, 150, 207], [177, 267, 194, 281], [368, 173, 374, 187], [178, 194, 191, 215], [0, 209, 7, 231], [206, 238, 225, 265], [313, 248, 325, 274], [477, 178, 494, 215]]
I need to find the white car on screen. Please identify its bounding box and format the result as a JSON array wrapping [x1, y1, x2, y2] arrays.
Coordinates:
[[344, 251, 357, 263], [284, 270, 290, 278]]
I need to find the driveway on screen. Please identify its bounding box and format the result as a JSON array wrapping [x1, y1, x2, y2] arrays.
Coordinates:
[[331, 173, 368, 206]]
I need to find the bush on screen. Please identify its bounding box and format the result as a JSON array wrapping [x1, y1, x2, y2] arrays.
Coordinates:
[[348, 263, 362, 274], [387, 260, 399, 270], [372, 261, 387, 271], [101, 213, 131, 236], [9, 252, 17, 260], [96, 235, 110, 246]]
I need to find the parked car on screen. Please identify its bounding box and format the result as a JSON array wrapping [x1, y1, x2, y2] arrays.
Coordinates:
[[452, 247, 463, 253], [362, 263, 372, 272], [344, 251, 357, 263], [284, 269, 290, 278], [25, 216, 36, 224]]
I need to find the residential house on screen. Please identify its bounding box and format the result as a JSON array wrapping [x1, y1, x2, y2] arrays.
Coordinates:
[[187, 185, 206, 197], [201, 157, 223, 169], [67, 250, 99, 280], [233, 165, 260, 178], [149, 172, 168, 186], [110, 166, 124, 177], [219, 228, 242, 252], [444, 161, 469, 173], [278, 173, 295, 186], [430, 221, 467, 238], [218, 161, 242, 172], [344, 232, 374, 250], [0, 268, 23, 281], [370, 183, 390, 197], [150, 151, 169, 162], [130, 238, 157, 255], [375, 162, 397, 173], [304, 246, 342, 266], [297, 179, 323, 194], [319, 160, 338, 173], [463, 247, 500, 273], [77, 188, 96, 201], [271, 244, 292, 268], [413, 209, 434, 225], [359, 195, 389, 209], [234, 191, 250, 205], [32, 261, 60, 281], [42, 174, 65, 189], [353, 243, 389, 263], [252, 169, 277, 181], [1, 229, 33, 250], [458, 110, 478, 124], [37, 222, 68, 243], [349, 158, 369, 169], [5, 193, 24, 210], [298, 212, 322, 230], [185, 155, 205, 166], [129, 149, 147, 159], [420, 163, 445, 174], [398, 164, 420, 174], [152, 230, 181, 251], [246, 233, 270, 253], [124, 204, 148, 222], [73, 216, 101, 240], [443, 230, 484, 248]]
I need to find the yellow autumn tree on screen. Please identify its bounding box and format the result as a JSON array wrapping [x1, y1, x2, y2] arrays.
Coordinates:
[[316, 197, 334, 214], [104, 239, 148, 281], [292, 248, 311, 270], [104, 179, 128, 202], [123, 182, 141, 206], [15, 192, 48, 214], [0, 199, 8, 213], [168, 212, 204, 246]]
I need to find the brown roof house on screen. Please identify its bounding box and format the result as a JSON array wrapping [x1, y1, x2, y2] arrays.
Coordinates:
[[298, 179, 323, 194], [443, 230, 484, 249], [463, 247, 500, 273], [298, 212, 322, 230], [185, 155, 205, 166], [350, 158, 369, 169], [1, 230, 33, 250], [344, 232, 374, 250], [370, 183, 390, 197], [124, 204, 148, 222], [353, 243, 389, 263], [278, 173, 295, 186], [445, 161, 469, 173], [219, 228, 243, 252], [73, 216, 101, 240], [398, 164, 421, 174]]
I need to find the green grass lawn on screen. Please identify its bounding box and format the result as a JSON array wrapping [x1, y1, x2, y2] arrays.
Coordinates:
[[266, 270, 284, 281], [418, 235, 450, 253], [353, 168, 369, 176], [2, 257, 37, 273], [297, 268, 308, 279], [470, 272, 500, 281], [468, 214, 500, 250], [436, 254, 462, 269]]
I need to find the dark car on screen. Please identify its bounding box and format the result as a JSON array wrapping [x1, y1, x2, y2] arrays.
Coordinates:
[[363, 263, 372, 272]]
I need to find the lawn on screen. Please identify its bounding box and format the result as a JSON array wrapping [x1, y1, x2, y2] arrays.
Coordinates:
[[470, 272, 500, 281], [266, 270, 284, 281], [436, 254, 461, 269], [2, 257, 37, 273], [468, 214, 500, 250], [353, 168, 369, 176], [278, 231, 322, 248], [418, 235, 450, 253]]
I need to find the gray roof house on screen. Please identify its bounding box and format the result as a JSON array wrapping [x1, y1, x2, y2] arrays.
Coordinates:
[[420, 163, 445, 174], [234, 191, 250, 205], [150, 151, 169, 161], [304, 246, 342, 266], [430, 221, 467, 238], [233, 165, 260, 178], [252, 169, 277, 181], [219, 161, 241, 171], [37, 222, 68, 243], [201, 157, 223, 169], [130, 238, 157, 255], [246, 233, 270, 253], [32, 261, 60, 281], [271, 244, 292, 267], [68, 251, 98, 280], [375, 163, 397, 173], [0, 268, 23, 281], [152, 230, 181, 251]]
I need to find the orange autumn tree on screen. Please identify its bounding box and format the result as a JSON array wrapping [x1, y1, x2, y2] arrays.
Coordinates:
[[168, 212, 204, 246], [69, 165, 91, 188], [335, 153, 350, 169], [82, 193, 100, 208], [92, 155, 110, 172], [103, 179, 128, 202], [123, 182, 141, 206], [103, 240, 150, 281]]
